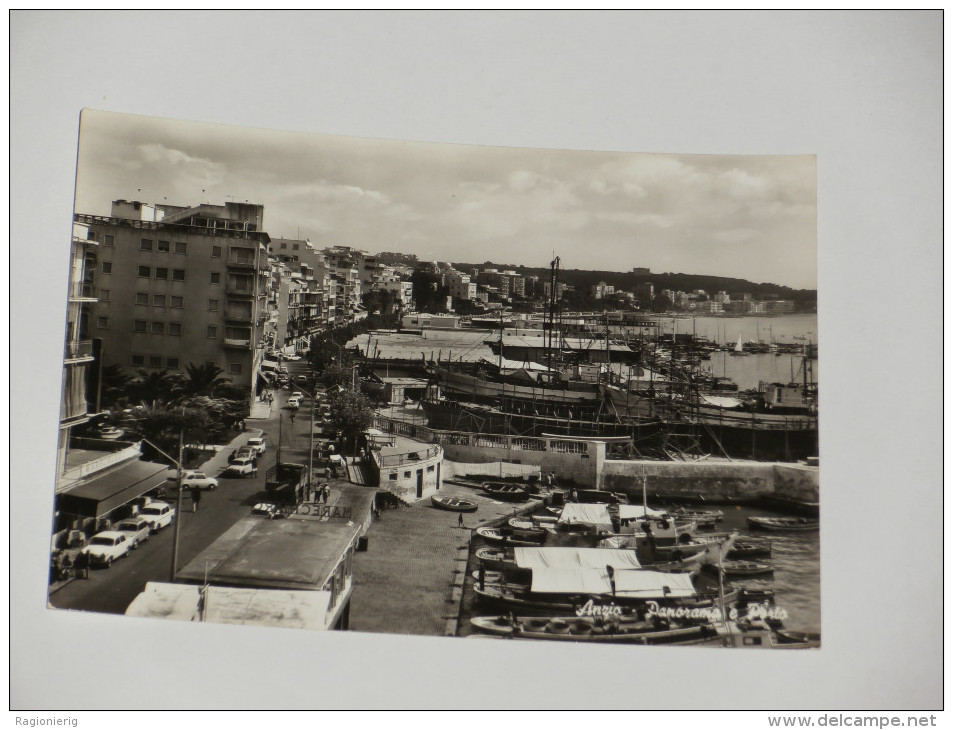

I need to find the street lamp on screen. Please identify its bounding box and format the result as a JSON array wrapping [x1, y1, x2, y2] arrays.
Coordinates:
[[139, 435, 186, 582]]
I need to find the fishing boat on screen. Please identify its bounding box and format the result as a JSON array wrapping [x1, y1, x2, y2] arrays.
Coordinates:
[[475, 526, 546, 546], [430, 495, 478, 513], [719, 560, 774, 578], [469, 614, 721, 645], [482, 482, 530, 502], [669, 507, 724, 523], [747, 516, 819, 532]]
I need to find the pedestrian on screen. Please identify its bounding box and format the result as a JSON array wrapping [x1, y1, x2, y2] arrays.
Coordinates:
[[190, 486, 201, 512], [324, 466, 332, 481], [75, 550, 89, 579], [458, 513, 464, 528], [549, 471, 557, 488]]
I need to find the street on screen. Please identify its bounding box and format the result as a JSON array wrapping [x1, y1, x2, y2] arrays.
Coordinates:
[[49, 356, 329, 615]]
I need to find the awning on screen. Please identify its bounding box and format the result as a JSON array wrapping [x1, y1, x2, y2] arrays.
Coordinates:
[[557, 503, 613, 532], [513, 547, 641, 570], [56, 460, 170, 518], [530, 567, 696, 598]]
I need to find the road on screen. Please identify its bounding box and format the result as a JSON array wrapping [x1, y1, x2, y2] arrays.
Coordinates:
[[49, 356, 327, 615]]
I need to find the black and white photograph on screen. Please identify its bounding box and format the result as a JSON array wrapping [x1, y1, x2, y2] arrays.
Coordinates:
[[51, 109, 821, 649], [12, 11, 941, 713]]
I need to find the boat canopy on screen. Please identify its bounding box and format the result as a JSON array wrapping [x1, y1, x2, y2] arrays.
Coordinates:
[[557, 503, 613, 532], [481, 357, 554, 374], [530, 567, 696, 598], [617, 505, 668, 520], [513, 547, 641, 570]]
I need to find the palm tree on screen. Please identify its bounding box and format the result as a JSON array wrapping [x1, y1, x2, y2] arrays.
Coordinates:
[[127, 369, 183, 407], [181, 362, 232, 397]]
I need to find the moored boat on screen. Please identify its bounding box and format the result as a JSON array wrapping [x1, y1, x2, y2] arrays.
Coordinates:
[[482, 482, 530, 502], [431, 495, 479, 513], [747, 516, 819, 532], [475, 526, 546, 546], [727, 538, 772, 559], [719, 560, 774, 578], [469, 614, 721, 645]]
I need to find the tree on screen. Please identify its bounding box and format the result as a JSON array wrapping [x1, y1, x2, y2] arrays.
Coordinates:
[[98, 364, 132, 410], [180, 362, 232, 397], [325, 389, 374, 455], [322, 362, 355, 390], [127, 369, 183, 407]]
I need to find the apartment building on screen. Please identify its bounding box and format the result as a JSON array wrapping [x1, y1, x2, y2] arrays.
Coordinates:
[[79, 200, 271, 396]]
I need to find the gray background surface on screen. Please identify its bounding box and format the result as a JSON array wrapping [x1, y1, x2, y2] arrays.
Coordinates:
[[10, 10, 943, 710]]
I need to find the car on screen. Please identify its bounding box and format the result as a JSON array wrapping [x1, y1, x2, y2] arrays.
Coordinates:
[[251, 502, 280, 518], [287, 397, 301, 409], [291, 391, 305, 400], [247, 437, 266, 455], [139, 502, 176, 532], [82, 531, 133, 567], [95, 426, 125, 440], [224, 457, 258, 478], [284, 354, 302, 361], [229, 446, 258, 463], [176, 471, 218, 490], [114, 518, 152, 549]]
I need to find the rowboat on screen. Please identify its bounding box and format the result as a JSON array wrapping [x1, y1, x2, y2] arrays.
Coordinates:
[[469, 615, 721, 645], [482, 482, 530, 502], [475, 527, 546, 546], [430, 495, 478, 513], [720, 560, 774, 578], [747, 516, 819, 532], [727, 539, 772, 559]]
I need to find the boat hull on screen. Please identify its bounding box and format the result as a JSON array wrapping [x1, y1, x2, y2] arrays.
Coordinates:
[[431, 495, 478, 513], [469, 615, 721, 645]]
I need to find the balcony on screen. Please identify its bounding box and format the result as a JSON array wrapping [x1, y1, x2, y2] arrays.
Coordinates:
[[223, 338, 252, 349], [68, 282, 98, 301], [224, 313, 254, 325], [226, 284, 255, 297], [64, 340, 95, 363], [226, 257, 257, 270]]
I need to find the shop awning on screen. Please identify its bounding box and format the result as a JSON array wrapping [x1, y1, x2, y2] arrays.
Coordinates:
[[56, 460, 170, 518]]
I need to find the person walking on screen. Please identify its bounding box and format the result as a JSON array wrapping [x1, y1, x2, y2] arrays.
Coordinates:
[[458, 513, 465, 528], [75, 550, 89, 579], [190, 486, 201, 512]]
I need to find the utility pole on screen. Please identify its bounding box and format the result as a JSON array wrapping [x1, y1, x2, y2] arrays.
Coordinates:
[[308, 389, 316, 499], [165, 431, 185, 582]]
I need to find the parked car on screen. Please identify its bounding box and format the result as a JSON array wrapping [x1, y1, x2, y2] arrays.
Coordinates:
[[174, 471, 218, 491], [251, 502, 280, 518], [291, 391, 305, 400], [82, 531, 133, 567], [229, 446, 258, 463], [287, 397, 301, 410], [114, 518, 152, 549], [284, 354, 302, 361], [224, 457, 259, 478], [94, 426, 125, 440], [277, 365, 289, 374], [139, 502, 176, 532], [247, 437, 266, 456]]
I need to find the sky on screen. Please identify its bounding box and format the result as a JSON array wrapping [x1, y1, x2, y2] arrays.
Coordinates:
[[74, 109, 817, 289]]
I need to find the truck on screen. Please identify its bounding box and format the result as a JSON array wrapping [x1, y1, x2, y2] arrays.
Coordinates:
[[265, 463, 309, 504]]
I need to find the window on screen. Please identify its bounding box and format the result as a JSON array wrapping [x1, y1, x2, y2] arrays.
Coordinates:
[[169, 323, 182, 336], [226, 300, 252, 320], [136, 293, 149, 305], [170, 296, 183, 308], [99, 289, 110, 301], [138, 265, 151, 278], [207, 326, 217, 338], [167, 358, 179, 369], [210, 272, 221, 284], [225, 326, 250, 341], [131, 355, 144, 366], [151, 322, 164, 334], [96, 316, 108, 329], [154, 267, 168, 279], [140, 239, 153, 251], [157, 240, 170, 252], [228, 363, 242, 375], [280, 243, 287, 249], [403, 471, 411, 479], [174, 241, 187, 254], [172, 269, 185, 281], [103, 234, 114, 246], [102, 262, 113, 274], [388, 473, 397, 481], [134, 320, 147, 333], [208, 299, 219, 311], [153, 294, 166, 307], [293, 244, 299, 250], [427, 465, 435, 473], [148, 356, 162, 368], [211, 245, 222, 258]]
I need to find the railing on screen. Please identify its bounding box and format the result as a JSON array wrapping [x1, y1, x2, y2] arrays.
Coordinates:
[[59, 441, 142, 486], [377, 445, 442, 467], [72, 213, 270, 242], [223, 338, 251, 348], [68, 282, 97, 300], [64, 340, 94, 361]]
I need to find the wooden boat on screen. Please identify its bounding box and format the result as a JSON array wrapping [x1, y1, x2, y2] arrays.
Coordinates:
[[747, 516, 819, 532], [469, 615, 721, 645], [720, 560, 774, 578], [718, 620, 821, 649], [430, 495, 478, 513], [475, 526, 546, 546], [482, 482, 530, 502], [727, 539, 772, 559], [669, 507, 724, 523]]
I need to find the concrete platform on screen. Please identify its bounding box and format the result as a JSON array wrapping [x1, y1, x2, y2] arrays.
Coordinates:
[[348, 482, 540, 637]]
